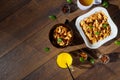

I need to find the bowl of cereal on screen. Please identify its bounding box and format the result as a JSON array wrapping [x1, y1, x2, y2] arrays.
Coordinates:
[[49, 23, 73, 48], [75, 7, 118, 49]]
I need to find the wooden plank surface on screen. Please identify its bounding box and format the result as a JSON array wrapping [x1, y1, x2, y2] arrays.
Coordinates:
[[0, 0, 65, 57], [76, 47, 120, 80], [0, 0, 120, 80], [0, 0, 31, 22], [23, 47, 120, 80]]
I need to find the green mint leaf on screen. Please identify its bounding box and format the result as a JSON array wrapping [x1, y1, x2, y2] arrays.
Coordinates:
[[57, 38, 62, 43], [49, 15, 57, 20], [102, 23, 108, 28], [89, 26, 93, 29], [79, 57, 85, 63], [44, 47, 50, 52], [114, 41, 120, 46], [95, 32, 100, 35], [102, 0, 109, 8], [90, 58, 95, 64], [67, 0, 72, 4]]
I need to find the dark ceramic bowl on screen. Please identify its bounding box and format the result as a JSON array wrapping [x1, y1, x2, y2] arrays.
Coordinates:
[[49, 23, 74, 48]]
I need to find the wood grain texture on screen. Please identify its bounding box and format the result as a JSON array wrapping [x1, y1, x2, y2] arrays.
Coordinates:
[[76, 47, 120, 80], [0, 0, 31, 22], [0, 0, 120, 80], [0, 0, 65, 57]]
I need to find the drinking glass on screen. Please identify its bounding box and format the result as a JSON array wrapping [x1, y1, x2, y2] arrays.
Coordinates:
[[56, 52, 74, 71]]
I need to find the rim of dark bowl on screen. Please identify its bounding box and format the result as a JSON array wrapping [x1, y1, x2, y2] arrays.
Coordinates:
[[49, 23, 74, 48]]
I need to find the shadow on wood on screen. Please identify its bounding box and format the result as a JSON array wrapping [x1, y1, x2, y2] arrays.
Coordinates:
[[103, 4, 120, 46], [108, 52, 120, 62], [66, 17, 84, 46], [69, 48, 101, 69]]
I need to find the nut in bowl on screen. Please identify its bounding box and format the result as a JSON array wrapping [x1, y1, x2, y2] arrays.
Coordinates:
[[99, 54, 110, 64], [75, 7, 118, 49], [79, 52, 88, 60], [79, 51, 88, 63], [49, 24, 73, 48]]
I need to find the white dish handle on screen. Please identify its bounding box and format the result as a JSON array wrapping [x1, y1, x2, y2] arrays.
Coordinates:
[[94, 0, 102, 5]]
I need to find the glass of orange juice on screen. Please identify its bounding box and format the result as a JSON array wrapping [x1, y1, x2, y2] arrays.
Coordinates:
[[56, 52, 73, 69]]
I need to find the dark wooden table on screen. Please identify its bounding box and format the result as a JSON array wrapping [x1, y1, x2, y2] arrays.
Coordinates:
[[0, 0, 120, 80]]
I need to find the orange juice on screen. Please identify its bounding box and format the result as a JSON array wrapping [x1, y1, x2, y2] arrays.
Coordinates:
[[56, 52, 73, 68], [79, 0, 93, 6]]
